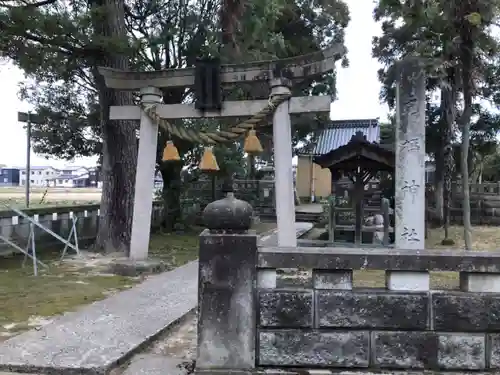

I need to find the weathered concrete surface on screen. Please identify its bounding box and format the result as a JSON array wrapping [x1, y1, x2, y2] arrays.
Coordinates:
[[0, 261, 198, 374], [316, 291, 429, 330], [197, 232, 257, 370], [259, 330, 369, 367], [259, 291, 313, 328], [122, 355, 188, 375], [432, 292, 500, 331], [258, 247, 500, 272]]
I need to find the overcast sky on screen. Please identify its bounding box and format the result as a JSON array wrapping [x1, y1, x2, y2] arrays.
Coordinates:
[[0, 0, 389, 168]]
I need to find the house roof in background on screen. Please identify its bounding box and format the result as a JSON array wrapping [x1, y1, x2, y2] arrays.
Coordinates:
[[61, 166, 88, 171], [49, 172, 89, 181], [300, 119, 380, 156], [16, 166, 55, 170]]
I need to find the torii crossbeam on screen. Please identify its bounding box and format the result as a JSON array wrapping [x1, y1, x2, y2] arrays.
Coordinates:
[[98, 43, 346, 260]]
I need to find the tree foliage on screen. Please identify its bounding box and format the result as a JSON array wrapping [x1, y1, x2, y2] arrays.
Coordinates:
[[372, 0, 500, 248], [0, 0, 351, 235]]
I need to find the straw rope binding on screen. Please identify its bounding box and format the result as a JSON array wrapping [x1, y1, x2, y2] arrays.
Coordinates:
[[140, 92, 291, 145]]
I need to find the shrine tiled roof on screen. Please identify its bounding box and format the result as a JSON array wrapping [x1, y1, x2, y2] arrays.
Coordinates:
[[298, 119, 380, 156]]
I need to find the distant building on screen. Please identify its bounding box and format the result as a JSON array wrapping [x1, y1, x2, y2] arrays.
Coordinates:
[[49, 167, 100, 188], [296, 119, 381, 201], [19, 166, 59, 187], [14, 165, 101, 188], [0, 168, 20, 186]]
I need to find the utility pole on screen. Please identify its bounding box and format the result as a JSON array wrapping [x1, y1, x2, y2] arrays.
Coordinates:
[[18, 112, 43, 208]]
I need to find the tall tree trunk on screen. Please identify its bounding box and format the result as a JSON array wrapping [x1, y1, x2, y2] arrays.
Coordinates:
[[160, 162, 183, 232], [434, 146, 444, 224], [459, 35, 474, 250], [442, 80, 456, 245], [90, 0, 137, 254]]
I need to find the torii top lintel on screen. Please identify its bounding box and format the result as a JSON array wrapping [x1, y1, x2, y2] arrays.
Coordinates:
[[97, 43, 346, 91]]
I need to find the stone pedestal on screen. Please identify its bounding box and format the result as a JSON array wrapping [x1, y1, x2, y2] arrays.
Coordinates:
[[196, 190, 258, 372]]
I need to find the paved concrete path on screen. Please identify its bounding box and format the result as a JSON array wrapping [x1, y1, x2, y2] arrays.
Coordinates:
[[0, 224, 313, 375], [0, 262, 198, 375]]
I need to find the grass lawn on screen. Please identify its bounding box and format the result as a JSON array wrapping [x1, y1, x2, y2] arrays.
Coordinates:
[[0, 255, 134, 339], [0, 222, 276, 340], [354, 225, 500, 289]]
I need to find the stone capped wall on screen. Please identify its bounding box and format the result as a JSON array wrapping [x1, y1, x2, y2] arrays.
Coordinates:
[[255, 248, 500, 372]]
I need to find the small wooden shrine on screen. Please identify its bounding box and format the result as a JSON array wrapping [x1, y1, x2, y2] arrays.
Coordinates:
[[313, 131, 395, 244]]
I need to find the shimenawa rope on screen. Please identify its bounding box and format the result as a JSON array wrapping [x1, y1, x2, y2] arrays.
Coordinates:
[[140, 92, 291, 145]]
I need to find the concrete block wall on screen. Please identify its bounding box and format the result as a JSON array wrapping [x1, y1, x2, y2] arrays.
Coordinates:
[[0, 202, 164, 254], [255, 248, 500, 372]]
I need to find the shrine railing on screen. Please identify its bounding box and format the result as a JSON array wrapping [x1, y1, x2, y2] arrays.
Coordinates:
[[197, 227, 500, 373]]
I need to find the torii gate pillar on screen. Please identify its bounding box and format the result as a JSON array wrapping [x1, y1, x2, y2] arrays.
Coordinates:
[[130, 86, 162, 260], [271, 79, 297, 247]]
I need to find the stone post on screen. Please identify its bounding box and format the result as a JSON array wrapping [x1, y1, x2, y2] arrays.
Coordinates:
[[389, 59, 428, 290], [196, 183, 258, 373], [271, 78, 296, 247], [129, 87, 162, 260]]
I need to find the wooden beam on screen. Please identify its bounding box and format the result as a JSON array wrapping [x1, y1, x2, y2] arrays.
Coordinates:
[[109, 96, 331, 121], [98, 44, 346, 90]]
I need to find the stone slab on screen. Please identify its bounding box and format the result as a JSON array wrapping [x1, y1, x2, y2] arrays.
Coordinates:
[[258, 222, 313, 247], [108, 258, 166, 276], [372, 331, 486, 371], [385, 270, 430, 291], [258, 330, 369, 367], [123, 355, 188, 375], [432, 292, 500, 332], [259, 290, 313, 328], [372, 331, 438, 369], [438, 333, 485, 370], [460, 272, 500, 293], [0, 261, 198, 375], [488, 334, 500, 368], [316, 291, 429, 330], [258, 246, 500, 272], [313, 270, 353, 290]]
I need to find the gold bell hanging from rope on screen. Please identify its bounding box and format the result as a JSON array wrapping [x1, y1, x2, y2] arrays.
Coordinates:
[[199, 146, 220, 172], [244, 128, 263, 155], [162, 140, 180, 161]]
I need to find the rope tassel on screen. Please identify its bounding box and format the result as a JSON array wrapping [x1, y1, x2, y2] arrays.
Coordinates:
[[244, 128, 263, 155], [199, 147, 219, 172], [162, 141, 180, 161]]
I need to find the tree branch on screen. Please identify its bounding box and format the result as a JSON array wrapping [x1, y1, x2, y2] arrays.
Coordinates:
[[0, 0, 57, 8]]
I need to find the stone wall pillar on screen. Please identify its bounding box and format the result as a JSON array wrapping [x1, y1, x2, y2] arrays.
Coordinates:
[[271, 78, 296, 247], [394, 59, 426, 249], [391, 59, 427, 290], [130, 86, 162, 260], [196, 183, 258, 373]]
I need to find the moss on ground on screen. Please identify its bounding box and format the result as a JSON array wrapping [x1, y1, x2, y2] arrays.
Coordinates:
[[0, 242, 134, 330], [0, 222, 277, 338]]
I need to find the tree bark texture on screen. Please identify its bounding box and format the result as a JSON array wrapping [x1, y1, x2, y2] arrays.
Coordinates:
[[90, 0, 138, 254], [459, 35, 474, 250], [441, 80, 456, 243], [160, 162, 183, 232]]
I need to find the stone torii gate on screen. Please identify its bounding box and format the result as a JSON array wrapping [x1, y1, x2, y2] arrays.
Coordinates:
[[98, 44, 346, 260]]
